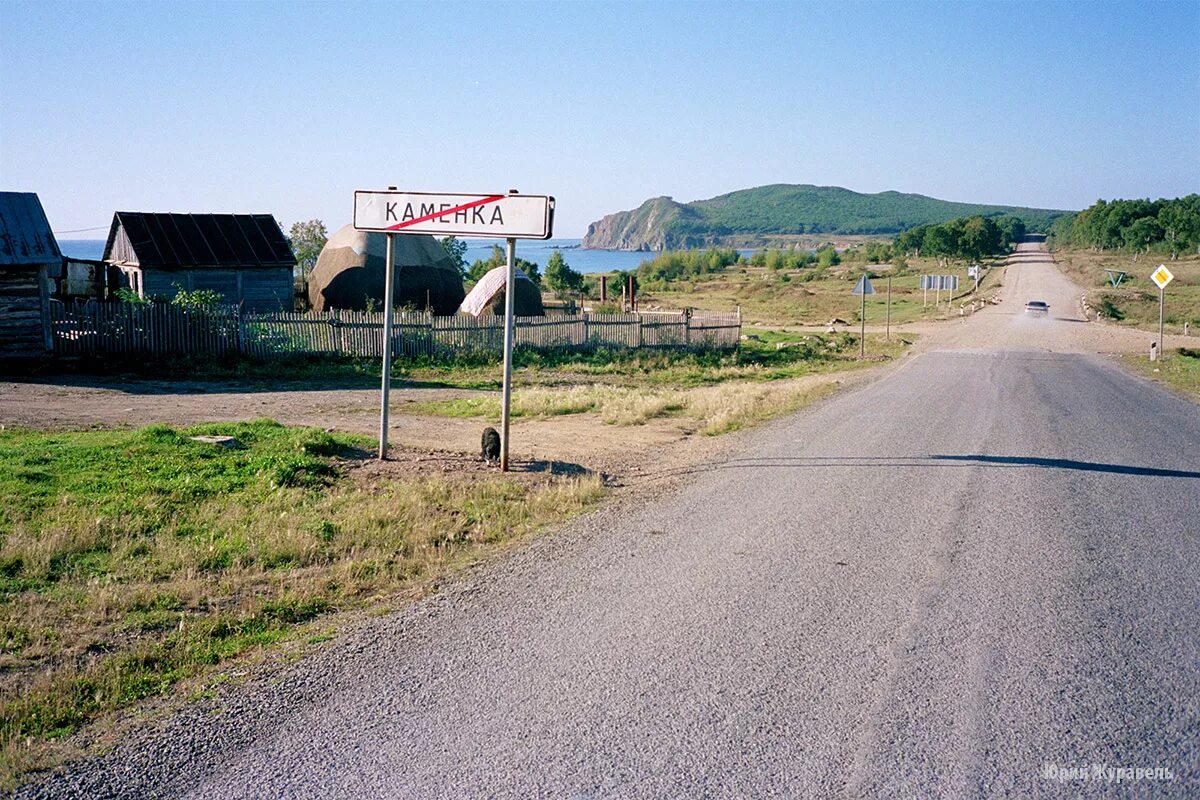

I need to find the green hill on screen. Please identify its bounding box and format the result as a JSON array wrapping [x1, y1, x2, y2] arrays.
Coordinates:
[[582, 184, 1070, 250]]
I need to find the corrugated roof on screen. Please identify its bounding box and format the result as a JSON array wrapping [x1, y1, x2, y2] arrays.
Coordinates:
[[103, 212, 297, 269], [0, 192, 61, 266]]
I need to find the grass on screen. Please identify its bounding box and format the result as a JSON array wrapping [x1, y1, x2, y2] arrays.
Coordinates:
[[1120, 347, 1200, 402], [0, 420, 603, 783], [638, 255, 1005, 327], [1052, 248, 1200, 333], [406, 331, 905, 434]]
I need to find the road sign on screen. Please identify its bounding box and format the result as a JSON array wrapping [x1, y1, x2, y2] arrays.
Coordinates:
[[1151, 264, 1174, 289], [967, 266, 979, 278], [1151, 264, 1173, 353], [357, 188, 553, 468], [853, 275, 875, 295], [1105, 269, 1127, 288], [920, 274, 959, 291], [354, 190, 554, 239]]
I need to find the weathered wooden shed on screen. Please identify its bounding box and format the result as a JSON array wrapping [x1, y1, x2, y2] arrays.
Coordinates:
[[0, 192, 58, 359], [103, 212, 296, 312]]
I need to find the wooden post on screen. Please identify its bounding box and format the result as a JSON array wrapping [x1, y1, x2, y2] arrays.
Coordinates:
[[886, 273, 892, 342], [38, 264, 52, 352]]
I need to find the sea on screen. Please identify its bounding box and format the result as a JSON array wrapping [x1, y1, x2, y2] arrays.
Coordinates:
[[57, 237, 661, 274]]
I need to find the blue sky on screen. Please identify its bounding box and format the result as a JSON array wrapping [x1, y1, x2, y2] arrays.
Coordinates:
[[2, 0, 1197, 237]]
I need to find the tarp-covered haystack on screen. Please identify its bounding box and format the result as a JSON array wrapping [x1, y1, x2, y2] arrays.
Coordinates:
[[308, 225, 465, 313], [458, 265, 544, 317]]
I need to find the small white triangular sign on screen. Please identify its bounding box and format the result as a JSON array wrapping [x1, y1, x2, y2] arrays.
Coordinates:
[[853, 275, 875, 295]]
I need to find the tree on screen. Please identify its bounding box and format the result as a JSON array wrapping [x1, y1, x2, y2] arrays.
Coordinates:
[[287, 220, 328, 284], [440, 236, 468, 277], [815, 245, 840, 268], [996, 216, 1026, 246], [960, 216, 1001, 262], [1122, 216, 1162, 254], [465, 244, 541, 286], [544, 250, 584, 297]]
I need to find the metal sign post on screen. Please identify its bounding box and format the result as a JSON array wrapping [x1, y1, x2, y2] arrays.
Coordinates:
[[500, 237, 517, 471], [1151, 264, 1174, 353], [354, 187, 554, 464], [378, 231, 396, 459], [852, 274, 875, 359], [861, 289, 866, 357]]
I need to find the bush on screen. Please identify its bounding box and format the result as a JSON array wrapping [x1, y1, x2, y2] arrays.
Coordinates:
[[1099, 297, 1125, 321]]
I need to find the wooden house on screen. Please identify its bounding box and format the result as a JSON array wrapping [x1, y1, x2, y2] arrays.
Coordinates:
[[0, 192, 58, 359], [103, 212, 296, 312]]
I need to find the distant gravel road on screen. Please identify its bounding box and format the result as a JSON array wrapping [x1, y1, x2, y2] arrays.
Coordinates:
[[19, 244, 1200, 798]]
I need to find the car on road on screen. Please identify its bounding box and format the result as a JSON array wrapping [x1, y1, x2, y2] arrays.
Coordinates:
[[1024, 300, 1050, 316]]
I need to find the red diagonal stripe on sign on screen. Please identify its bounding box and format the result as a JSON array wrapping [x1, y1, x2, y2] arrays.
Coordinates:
[[386, 195, 506, 231]]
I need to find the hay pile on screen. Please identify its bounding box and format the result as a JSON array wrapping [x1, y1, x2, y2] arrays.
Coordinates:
[[308, 225, 465, 313]]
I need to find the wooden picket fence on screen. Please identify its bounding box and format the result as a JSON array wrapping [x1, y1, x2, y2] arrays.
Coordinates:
[[48, 303, 741, 359]]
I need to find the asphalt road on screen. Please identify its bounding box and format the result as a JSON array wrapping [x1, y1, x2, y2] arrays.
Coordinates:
[[22, 246, 1200, 798]]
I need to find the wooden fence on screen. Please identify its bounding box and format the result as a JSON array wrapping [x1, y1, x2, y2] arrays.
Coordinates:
[[48, 303, 741, 359]]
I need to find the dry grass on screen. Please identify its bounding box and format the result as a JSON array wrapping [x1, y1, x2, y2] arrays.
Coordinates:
[[682, 378, 842, 435], [0, 421, 604, 783], [639, 256, 1005, 327], [408, 374, 844, 436], [1053, 249, 1200, 332]]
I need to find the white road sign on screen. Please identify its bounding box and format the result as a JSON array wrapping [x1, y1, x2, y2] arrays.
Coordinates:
[[353, 190, 554, 239], [1150, 264, 1174, 290]]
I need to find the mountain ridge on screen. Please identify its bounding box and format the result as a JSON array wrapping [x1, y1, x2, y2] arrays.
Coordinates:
[[582, 184, 1071, 250]]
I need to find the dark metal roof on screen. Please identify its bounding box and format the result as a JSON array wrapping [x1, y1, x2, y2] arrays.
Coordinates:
[[103, 212, 296, 269], [0, 192, 61, 266]]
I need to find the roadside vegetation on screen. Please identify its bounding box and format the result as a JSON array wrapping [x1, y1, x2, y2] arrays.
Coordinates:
[[404, 331, 908, 435], [893, 214, 1026, 264], [1044, 196, 1200, 334], [1052, 248, 1199, 334], [633, 255, 1003, 327], [0, 420, 602, 781], [1047, 195, 1200, 258], [566, 214, 1018, 328], [1121, 348, 1200, 402]]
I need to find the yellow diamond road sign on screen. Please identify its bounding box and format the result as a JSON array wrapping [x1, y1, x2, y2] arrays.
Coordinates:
[[1151, 264, 1174, 289]]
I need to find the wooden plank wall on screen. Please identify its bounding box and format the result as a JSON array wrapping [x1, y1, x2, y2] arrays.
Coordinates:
[[48, 304, 742, 359], [0, 266, 52, 357]]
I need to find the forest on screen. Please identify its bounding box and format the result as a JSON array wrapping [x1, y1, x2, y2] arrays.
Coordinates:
[[1047, 196, 1200, 256]]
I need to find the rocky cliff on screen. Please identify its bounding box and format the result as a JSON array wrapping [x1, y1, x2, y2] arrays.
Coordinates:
[[581, 185, 1069, 251], [582, 196, 693, 251]]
